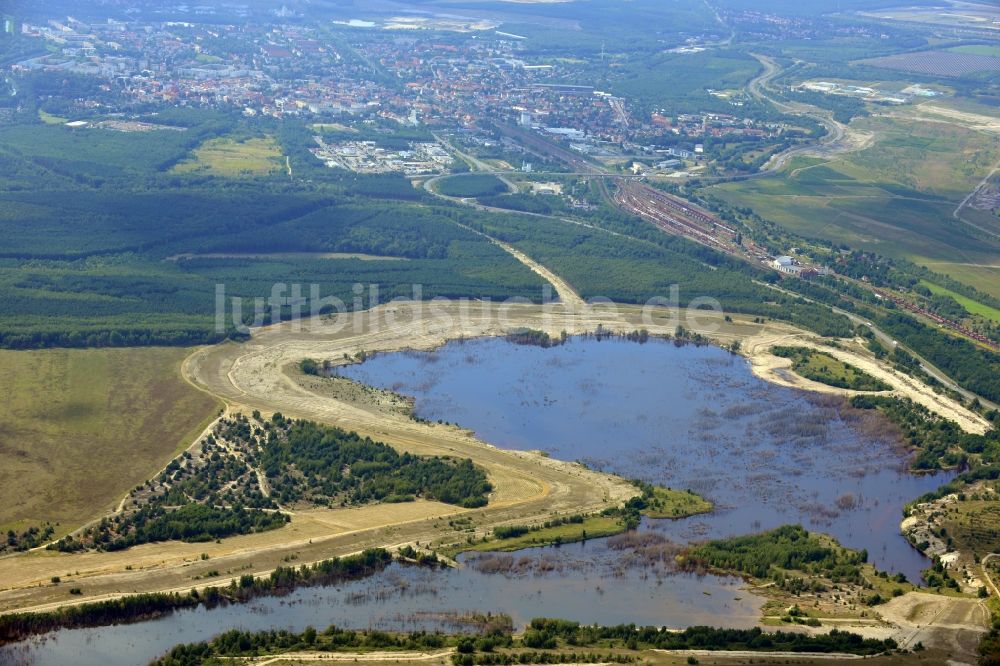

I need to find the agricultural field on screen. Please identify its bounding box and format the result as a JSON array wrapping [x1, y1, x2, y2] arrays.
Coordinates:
[[709, 114, 1000, 296], [36, 109, 66, 125], [0, 347, 219, 538], [859, 50, 1000, 77], [921, 280, 1000, 323], [949, 45, 1000, 58], [171, 135, 284, 177], [920, 263, 1000, 301]]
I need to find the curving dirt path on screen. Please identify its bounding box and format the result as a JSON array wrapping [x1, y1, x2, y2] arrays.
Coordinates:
[[744, 332, 990, 434]]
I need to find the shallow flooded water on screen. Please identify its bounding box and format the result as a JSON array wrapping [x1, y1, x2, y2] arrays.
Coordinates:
[[341, 336, 951, 579], [2, 336, 952, 666], [1, 544, 760, 666]]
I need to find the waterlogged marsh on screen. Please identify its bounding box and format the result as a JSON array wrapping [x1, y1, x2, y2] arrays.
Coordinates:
[[1, 550, 759, 666], [340, 336, 951, 580]]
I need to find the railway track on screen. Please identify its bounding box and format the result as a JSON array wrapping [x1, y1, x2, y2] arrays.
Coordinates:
[[615, 180, 738, 251], [872, 288, 1000, 352]]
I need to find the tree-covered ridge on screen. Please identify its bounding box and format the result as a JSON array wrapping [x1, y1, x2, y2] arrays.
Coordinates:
[[50, 412, 491, 552], [251, 414, 492, 508]]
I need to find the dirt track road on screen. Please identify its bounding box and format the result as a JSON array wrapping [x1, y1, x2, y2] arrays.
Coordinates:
[[875, 592, 989, 664]]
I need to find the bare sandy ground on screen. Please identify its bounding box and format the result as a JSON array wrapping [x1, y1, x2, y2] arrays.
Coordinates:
[[911, 104, 1000, 135], [875, 592, 990, 664], [252, 650, 456, 665], [745, 333, 989, 434], [755, 593, 989, 664]]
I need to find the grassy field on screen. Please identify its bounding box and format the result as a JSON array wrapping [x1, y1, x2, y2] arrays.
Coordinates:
[[921, 280, 1000, 323], [709, 115, 1000, 295], [948, 44, 1000, 58], [0, 347, 219, 536], [172, 135, 284, 177], [642, 486, 713, 518], [940, 500, 1000, 558], [37, 110, 67, 125], [920, 262, 1000, 300], [452, 488, 711, 554], [773, 346, 891, 391], [457, 515, 626, 554], [434, 174, 509, 198]]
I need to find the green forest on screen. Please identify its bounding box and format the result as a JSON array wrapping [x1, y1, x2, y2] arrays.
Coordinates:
[[850, 395, 1000, 471], [50, 412, 492, 552], [684, 525, 867, 584], [254, 414, 492, 508], [0, 78, 997, 419], [0, 116, 548, 349], [149, 620, 898, 665]]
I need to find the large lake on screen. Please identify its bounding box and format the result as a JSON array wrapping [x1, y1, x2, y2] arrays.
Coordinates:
[[340, 336, 950, 579], [1, 336, 951, 666]]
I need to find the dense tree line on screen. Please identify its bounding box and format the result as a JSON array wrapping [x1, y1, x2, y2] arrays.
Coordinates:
[[519, 619, 895, 655], [53, 504, 288, 553], [850, 395, 1000, 471], [874, 312, 1000, 404], [0, 327, 232, 351], [454, 651, 633, 666], [154, 627, 455, 666], [147, 615, 897, 665]]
